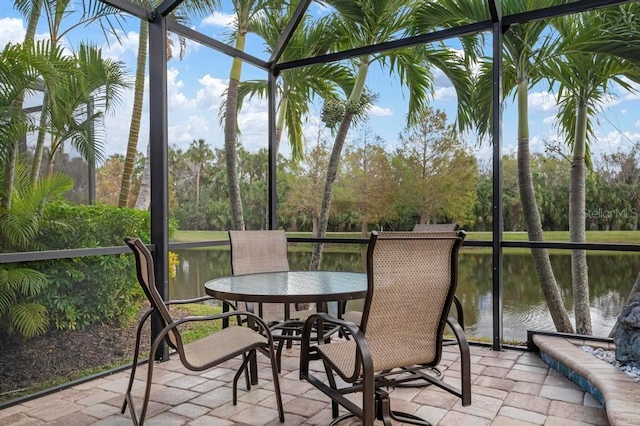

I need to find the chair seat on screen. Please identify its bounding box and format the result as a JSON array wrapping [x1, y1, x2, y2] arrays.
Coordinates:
[[183, 326, 268, 369], [317, 334, 439, 379]]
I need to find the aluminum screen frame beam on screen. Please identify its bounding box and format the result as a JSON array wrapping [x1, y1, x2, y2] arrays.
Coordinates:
[[166, 20, 268, 70], [503, 0, 633, 27], [100, 0, 150, 21], [275, 21, 494, 72], [148, 12, 170, 362], [488, 0, 504, 352]]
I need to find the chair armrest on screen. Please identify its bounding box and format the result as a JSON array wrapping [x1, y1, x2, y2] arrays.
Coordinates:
[[300, 313, 373, 382], [169, 310, 276, 341], [302, 312, 362, 339]]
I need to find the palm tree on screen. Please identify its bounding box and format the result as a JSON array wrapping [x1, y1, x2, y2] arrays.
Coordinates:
[[1, 41, 74, 209], [222, 0, 275, 230], [309, 0, 472, 269], [186, 138, 214, 207], [28, 0, 125, 183], [45, 44, 129, 176], [235, 4, 354, 160], [412, 0, 575, 333], [119, 1, 212, 208], [544, 10, 640, 335], [7, 0, 44, 190], [118, 18, 149, 208], [4, 0, 44, 208], [0, 165, 73, 338]]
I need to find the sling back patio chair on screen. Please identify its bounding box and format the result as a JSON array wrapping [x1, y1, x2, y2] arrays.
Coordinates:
[[300, 231, 471, 426], [342, 224, 465, 332], [123, 237, 284, 426], [228, 229, 315, 368]]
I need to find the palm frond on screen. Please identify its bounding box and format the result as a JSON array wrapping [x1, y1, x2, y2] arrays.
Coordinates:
[[9, 303, 48, 338]]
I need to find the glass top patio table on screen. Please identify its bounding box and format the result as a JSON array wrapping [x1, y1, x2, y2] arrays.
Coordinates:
[[204, 271, 367, 304]]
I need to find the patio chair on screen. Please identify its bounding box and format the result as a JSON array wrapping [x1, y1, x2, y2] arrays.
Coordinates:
[[342, 223, 465, 331], [228, 229, 315, 368], [300, 231, 471, 426], [123, 237, 284, 426]]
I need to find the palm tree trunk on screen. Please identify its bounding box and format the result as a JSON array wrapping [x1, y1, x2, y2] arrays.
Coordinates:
[[46, 138, 60, 176], [134, 143, 151, 210], [196, 167, 201, 207], [309, 111, 355, 269], [570, 98, 591, 335], [310, 59, 369, 269], [30, 91, 49, 182], [118, 20, 147, 208], [274, 94, 288, 156], [516, 78, 574, 333], [225, 33, 247, 230]]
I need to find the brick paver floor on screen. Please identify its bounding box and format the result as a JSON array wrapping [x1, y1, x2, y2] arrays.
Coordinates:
[[0, 344, 609, 425]]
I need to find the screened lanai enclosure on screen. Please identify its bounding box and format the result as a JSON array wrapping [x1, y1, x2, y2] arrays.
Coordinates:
[[2, 0, 640, 407]]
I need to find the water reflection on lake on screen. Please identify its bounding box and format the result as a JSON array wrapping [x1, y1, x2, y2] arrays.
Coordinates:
[[170, 246, 638, 343]]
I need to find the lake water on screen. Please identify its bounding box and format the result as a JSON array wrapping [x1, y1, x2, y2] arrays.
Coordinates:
[[169, 245, 639, 343]]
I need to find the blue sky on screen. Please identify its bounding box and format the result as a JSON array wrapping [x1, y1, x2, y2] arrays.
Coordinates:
[[2, 0, 640, 165]]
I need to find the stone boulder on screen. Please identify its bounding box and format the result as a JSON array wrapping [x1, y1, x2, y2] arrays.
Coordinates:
[[613, 293, 640, 367]]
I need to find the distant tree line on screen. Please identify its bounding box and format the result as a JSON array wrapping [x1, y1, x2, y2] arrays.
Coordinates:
[[92, 111, 640, 235]]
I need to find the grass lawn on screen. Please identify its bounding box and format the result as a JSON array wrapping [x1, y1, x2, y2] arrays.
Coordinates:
[[173, 230, 640, 244]]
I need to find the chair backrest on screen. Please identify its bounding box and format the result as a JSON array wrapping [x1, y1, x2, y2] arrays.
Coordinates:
[[125, 237, 179, 348], [360, 231, 465, 372], [229, 230, 290, 276], [412, 223, 459, 232]]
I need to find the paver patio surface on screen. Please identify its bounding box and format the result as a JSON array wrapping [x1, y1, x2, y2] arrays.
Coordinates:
[[0, 344, 609, 425]]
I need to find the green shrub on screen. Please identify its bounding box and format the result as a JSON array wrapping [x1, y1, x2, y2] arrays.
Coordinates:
[[27, 202, 176, 330]]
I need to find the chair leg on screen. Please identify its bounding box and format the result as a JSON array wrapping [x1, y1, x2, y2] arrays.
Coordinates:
[[122, 310, 153, 416], [275, 338, 285, 373], [233, 352, 254, 405], [137, 356, 156, 425], [375, 390, 431, 426], [322, 360, 340, 419], [266, 345, 285, 422], [242, 353, 251, 391]]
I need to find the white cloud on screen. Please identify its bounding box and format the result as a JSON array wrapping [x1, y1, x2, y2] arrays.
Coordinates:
[[202, 12, 235, 28], [0, 17, 25, 47], [433, 86, 457, 101], [195, 74, 227, 110], [168, 115, 212, 146], [542, 115, 557, 126], [431, 67, 450, 87], [594, 130, 640, 154], [635, 120, 640, 130], [598, 93, 621, 110], [101, 30, 139, 61], [621, 109, 628, 115], [167, 68, 195, 110], [368, 105, 393, 117], [528, 91, 558, 113]]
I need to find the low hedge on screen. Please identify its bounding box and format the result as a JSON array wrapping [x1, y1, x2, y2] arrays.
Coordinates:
[[28, 202, 175, 331]]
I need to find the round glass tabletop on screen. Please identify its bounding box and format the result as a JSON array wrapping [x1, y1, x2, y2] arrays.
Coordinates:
[[204, 271, 367, 303]]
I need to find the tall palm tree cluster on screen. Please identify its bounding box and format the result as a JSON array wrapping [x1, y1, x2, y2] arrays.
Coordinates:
[[1, 0, 129, 337], [3, 0, 640, 340]]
